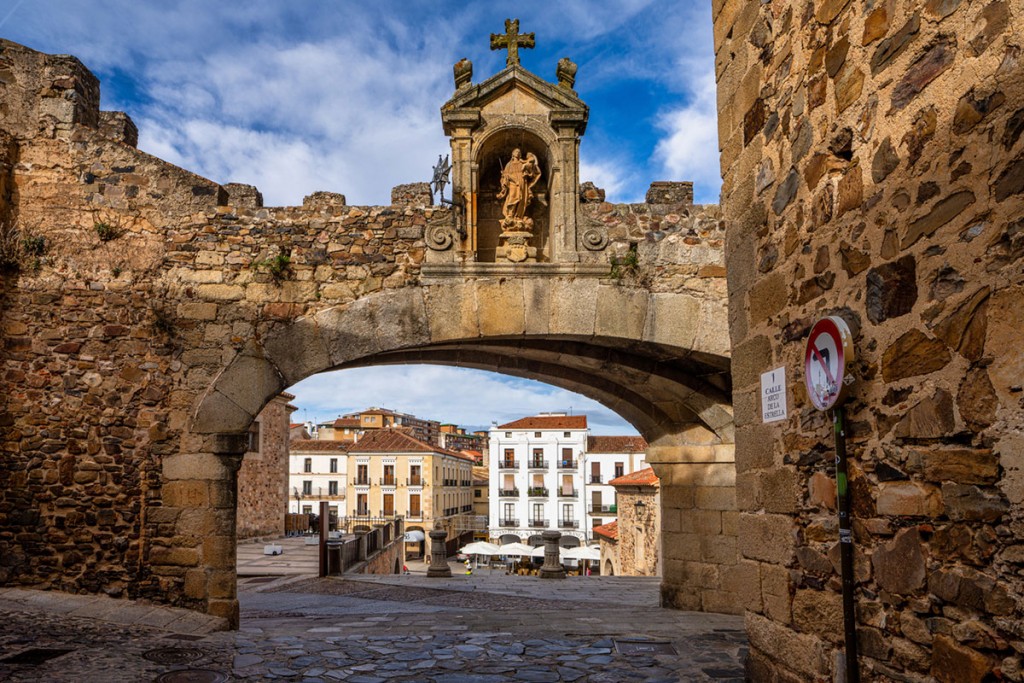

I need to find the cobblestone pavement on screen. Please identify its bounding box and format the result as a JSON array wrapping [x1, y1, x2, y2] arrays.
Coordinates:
[[0, 571, 747, 682]]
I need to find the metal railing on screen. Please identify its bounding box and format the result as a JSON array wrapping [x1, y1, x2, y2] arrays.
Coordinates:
[[589, 475, 602, 484], [588, 504, 617, 514], [559, 519, 579, 529], [499, 518, 519, 528], [557, 490, 578, 498], [499, 460, 518, 470], [499, 488, 519, 497], [527, 487, 548, 497], [354, 477, 370, 486], [381, 476, 396, 486], [407, 476, 423, 486], [528, 518, 549, 528], [528, 459, 548, 469], [558, 460, 577, 469]]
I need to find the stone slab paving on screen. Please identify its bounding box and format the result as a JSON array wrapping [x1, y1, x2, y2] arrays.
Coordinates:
[[0, 573, 747, 682], [238, 535, 322, 576]]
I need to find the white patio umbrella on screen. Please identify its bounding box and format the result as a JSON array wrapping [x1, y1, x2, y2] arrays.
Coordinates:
[[497, 542, 535, 557], [459, 541, 501, 557], [563, 546, 601, 561], [530, 545, 567, 559]]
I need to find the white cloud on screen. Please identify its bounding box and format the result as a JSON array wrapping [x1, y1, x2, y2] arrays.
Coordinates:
[[288, 366, 638, 436], [652, 69, 721, 204]]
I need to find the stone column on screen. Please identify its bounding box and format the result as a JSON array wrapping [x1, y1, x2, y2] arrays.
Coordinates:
[[427, 528, 452, 577], [539, 529, 566, 579]]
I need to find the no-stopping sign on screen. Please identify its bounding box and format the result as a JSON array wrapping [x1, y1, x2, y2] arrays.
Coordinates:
[[804, 316, 855, 411]]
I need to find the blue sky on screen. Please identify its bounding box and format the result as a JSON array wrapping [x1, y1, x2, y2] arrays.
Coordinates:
[[3, 1, 719, 435]]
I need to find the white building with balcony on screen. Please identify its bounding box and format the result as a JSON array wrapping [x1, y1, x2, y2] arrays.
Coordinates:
[[583, 436, 648, 532], [288, 440, 348, 519], [488, 413, 589, 546]]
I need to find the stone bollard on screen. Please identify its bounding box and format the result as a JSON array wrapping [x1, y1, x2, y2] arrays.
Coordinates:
[[427, 529, 452, 577], [539, 529, 566, 579]]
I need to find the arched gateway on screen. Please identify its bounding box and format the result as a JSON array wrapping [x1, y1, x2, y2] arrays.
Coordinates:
[[0, 33, 739, 628]]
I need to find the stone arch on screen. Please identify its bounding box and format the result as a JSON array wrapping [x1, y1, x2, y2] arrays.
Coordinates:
[[604, 559, 614, 576], [180, 278, 736, 624]]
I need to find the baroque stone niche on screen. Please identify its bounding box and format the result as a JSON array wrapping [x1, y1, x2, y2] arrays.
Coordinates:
[[429, 22, 592, 272]]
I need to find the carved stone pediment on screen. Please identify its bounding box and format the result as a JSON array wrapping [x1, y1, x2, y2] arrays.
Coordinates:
[[433, 22, 590, 269]]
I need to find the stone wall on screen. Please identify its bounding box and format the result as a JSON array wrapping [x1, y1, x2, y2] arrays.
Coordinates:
[[235, 394, 294, 540], [0, 38, 736, 624], [612, 485, 661, 577], [716, 0, 1024, 680]]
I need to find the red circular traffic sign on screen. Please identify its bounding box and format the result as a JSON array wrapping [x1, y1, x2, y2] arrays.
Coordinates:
[[804, 316, 855, 411]]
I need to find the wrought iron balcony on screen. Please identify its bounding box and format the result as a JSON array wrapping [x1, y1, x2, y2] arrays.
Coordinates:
[[498, 488, 519, 498], [499, 460, 518, 470], [589, 475, 602, 484], [558, 519, 579, 529], [557, 489, 578, 498], [499, 518, 519, 528], [589, 504, 617, 514], [354, 477, 370, 486], [407, 476, 423, 486], [528, 459, 548, 469], [558, 459, 577, 469], [527, 487, 548, 497], [528, 518, 549, 528], [381, 476, 396, 486]]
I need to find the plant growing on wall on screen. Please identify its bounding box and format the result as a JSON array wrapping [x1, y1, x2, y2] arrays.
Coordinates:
[[252, 248, 292, 284], [0, 221, 47, 273], [609, 243, 640, 281]]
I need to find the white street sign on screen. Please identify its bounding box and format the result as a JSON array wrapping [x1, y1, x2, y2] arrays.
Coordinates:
[[761, 367, 788, 423]]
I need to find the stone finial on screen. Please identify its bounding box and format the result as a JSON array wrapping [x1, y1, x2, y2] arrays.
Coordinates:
[[453, 58, 472, 89], [556, 57, 577, 90]]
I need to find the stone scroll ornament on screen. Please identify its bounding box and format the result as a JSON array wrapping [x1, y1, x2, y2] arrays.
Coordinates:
[[425, 224, 455, 251], [496, 149, 542, 262], [581, 227, 608, 251]]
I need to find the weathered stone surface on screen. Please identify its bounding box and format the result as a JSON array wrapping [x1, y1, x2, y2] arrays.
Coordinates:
[[932, 635, 993, 683], [834, 65, 865, 114], [792, 589, 843, 642], [881, 330, 951, 382], [866, 255, 916, 324], [771, 168, 800, 215], [890, 38, 956, 112], [933, 287, 989, 360], [909, 447, 999, 485], [894, 388, 955, 439], [924, 0, 962, 19], [873, 528, 926, 595], [871, 14, 921, 75], [942, 484, 1009, 522], [968, 1, 1009, 57], [839, 241, 870, 277], [903, 107, 937, 167], [876, 481, 944, 517], [871, 137, 899, 182], [952, 89, 1006, 135], [902, 190, 975, 248], [994, 156, 1024, 202], [957, 369, 998, 432]]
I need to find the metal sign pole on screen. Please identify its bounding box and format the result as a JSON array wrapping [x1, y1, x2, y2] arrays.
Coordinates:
[[833, 406, 859, 683]]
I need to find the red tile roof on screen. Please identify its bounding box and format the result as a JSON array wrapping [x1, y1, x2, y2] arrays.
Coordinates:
[[497, 415, 588, 430], [609, 467, 660, 487], [349, 429, 472, 461], [587, 435, 648, 453], [333, 417, 361, 429], [289, 439, 349, 452], [593, 520, 618, 541]]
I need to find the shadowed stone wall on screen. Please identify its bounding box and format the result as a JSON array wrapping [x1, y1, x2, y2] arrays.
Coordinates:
[[716, 0, 1024, 680], [235, 394, 294, 540], [0, 39, 738, 626]]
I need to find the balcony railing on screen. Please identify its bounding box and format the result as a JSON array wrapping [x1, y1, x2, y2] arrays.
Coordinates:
[[589, 504, 617, 514], [354, 477, 370, 486], [528, 518, 549, 528], [499, 460, 518, 470], [356, 508, 370, 516], [559, 519, 579, 529], [558, 460, 577, 469], [381, 476, 396, 486], [408, 512, 423, 520], [407, 476, 423, 486], [589, 475, 602, 484], [498, 488, 519, 498], [557, 490, 578, 498], [528, 459, 548, 469], [499, 518, 519, 528], [527, 487, 548, 497]]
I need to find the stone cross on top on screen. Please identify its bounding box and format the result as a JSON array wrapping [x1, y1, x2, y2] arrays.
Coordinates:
[[490, 18, 535, 67]]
